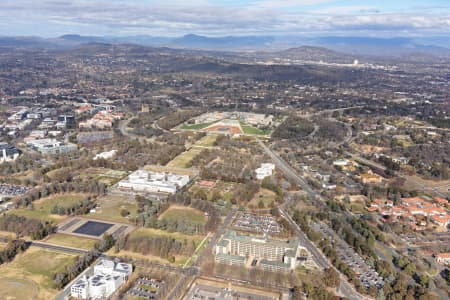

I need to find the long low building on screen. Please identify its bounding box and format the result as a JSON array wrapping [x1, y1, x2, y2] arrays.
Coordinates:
[[118, 170, 190, 194], [215, 230, 312, 271], [26, 138, 77, 155]]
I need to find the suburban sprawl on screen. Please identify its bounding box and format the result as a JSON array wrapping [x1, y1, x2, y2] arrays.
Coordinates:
[[0, 36, 448, 300]]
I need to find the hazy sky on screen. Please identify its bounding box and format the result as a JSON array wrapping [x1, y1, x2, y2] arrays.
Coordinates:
[[1, 0, 449, 37]]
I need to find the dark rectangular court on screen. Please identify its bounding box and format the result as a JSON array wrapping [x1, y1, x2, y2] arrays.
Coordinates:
[[73, 221, 114, 237]]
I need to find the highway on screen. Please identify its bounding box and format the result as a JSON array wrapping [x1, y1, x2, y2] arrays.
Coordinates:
[[257, 138, 372, 300]]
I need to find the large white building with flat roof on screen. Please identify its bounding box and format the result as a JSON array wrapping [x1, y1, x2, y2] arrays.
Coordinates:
[[215, 230, 312, 271], [26, 138, 77, 155], [118, 170, 190, 194], [70, 259, 132, 300], [255, 163, 275, 180]]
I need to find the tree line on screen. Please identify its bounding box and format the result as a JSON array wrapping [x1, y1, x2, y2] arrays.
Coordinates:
[[117, 234, 196, 263], [0, 214, 54, 240], [0, 239, 29, 265], [14, 180, 106, 208], [51, 197, 96, 216], [132, 192, 220, 235]]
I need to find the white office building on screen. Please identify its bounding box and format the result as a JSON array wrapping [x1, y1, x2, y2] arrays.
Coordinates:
[[0, 143, 20, 163], [26, 138, 77, 155], [70, 259, 132, 300], [118, 170, 190, 194], [255, 163, 275, 180]]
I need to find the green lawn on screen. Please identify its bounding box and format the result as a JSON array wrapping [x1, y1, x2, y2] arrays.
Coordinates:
[[239, 122, 271, 135], [45, 233, 98, 250], [89, 195, 137, 223], [194, 134, 218, 147], [10, 194, 88, 223], [181, 121, 216, 130], [166, 148, 202, 168], [248, 188, 277, 208], [0, 246, 76, 300], [130, 227, 204, 242], [189, 182, 234, 203], [159, 206, 207, 224], [77, 168, 128, 186]]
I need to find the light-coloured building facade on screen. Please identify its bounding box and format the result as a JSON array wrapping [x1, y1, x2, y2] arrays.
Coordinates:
[[118, 170, 190, 194], [70, 259, 132, 300], [215, 230, 309, 271], [0, 143, 20, 163], [255, 163, 275, 180], [26, 138, 77, 155]]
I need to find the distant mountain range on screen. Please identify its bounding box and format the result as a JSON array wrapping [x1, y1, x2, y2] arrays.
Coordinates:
[[1, 34, 450, 60]]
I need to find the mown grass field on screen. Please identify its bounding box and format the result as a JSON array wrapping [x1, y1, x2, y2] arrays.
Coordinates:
[[159, 205, 206, 224], [45, 233, 98, 250], [166, 148, 202, 168], [10, 193, 88, 223], [130, 227, 204, 244], [143, 164, 196, 176], [45, 167, 71, 179], [248, 188, 277, 208], [180, 121, 216, 130], [78, 167, 128, 186], [239, 122, 271, 135], [189, 180, 238, 203], [0, 246, 76, 300], [89, 194, 137, 223], [194, 134, 218, 147]]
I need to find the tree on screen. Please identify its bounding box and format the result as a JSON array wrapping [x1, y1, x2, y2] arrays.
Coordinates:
[[404, 263, 416, 275], [258, 200, 265, 209], [292, 285, 303, 300], [418, 274, 429, 288], [377, 288, 386, 300], [322, 268, 340, 288], [120, 208, 130, 217]]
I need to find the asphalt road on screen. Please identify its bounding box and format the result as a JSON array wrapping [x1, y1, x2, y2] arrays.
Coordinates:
[[258, 138, 371, 300], [29, 241, 89, 255], [192, 208, 236, 268]]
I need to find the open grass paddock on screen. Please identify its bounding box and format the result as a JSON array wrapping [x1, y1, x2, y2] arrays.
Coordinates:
[[0, 246, 76, 300]]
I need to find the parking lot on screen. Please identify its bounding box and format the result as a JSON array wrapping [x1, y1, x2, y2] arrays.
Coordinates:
[[232, 212, 282, 235], [312, 222, 384, 288], [127, 277, 165, 299], [0, 183, 32, 198]]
